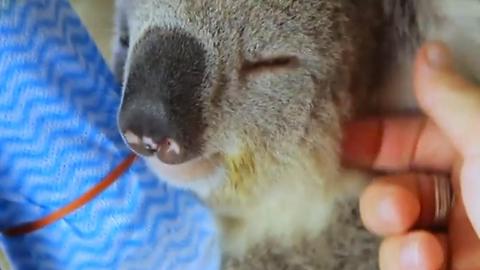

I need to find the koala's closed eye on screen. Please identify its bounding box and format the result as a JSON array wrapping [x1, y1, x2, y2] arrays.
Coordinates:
[[240, 55, 299, 76]]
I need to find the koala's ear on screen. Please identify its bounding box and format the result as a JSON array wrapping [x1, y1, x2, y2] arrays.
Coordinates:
[[111, 0, 129, 83]]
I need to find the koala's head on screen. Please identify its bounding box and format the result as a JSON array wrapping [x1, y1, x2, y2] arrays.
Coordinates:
[[116, 0, 379, 199]]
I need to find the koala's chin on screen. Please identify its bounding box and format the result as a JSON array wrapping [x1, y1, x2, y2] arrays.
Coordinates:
[[142, 154, 228, 198]]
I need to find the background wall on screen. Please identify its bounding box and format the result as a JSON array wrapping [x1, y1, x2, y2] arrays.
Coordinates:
[[70, 0, 115, 65]]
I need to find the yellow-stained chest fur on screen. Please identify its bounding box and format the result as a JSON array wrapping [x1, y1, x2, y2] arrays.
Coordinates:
[[208, 143, 368, 259]]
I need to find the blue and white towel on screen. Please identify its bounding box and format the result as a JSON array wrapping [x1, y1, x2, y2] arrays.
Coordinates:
[[0, 1, 220, 269]]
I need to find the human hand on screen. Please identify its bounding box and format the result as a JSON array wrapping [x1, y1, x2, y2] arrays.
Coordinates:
[[341, 42, 480, 270]]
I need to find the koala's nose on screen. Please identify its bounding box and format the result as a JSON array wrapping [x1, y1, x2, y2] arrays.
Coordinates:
[[118, 28, 207, 165], [119, 106, 193, 165]]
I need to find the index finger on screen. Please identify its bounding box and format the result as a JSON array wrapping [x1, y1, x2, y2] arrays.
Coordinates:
[[341, 116, 457, 172]]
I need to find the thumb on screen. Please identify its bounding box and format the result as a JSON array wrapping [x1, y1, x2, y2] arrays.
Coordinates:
[[414, 41, 480, 158], [414, 41, 480, 237]]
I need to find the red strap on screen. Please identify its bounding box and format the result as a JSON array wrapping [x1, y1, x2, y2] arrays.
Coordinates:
[[2, 154, 137, 236]]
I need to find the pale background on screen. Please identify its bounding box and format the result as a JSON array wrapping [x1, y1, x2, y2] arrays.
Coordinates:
[[70, 0, 115, 64]]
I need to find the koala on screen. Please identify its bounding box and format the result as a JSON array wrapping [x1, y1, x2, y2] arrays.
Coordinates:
[[111, 0, 480, 269]]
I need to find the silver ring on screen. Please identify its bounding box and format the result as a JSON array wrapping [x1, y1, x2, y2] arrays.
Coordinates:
[[432, 174, 455, 227]]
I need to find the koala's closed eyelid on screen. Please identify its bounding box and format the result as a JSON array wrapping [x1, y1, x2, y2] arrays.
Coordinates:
[[240, 55, 300, 76]]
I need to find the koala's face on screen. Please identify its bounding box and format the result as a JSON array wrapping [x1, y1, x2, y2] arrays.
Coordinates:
[[116, 0, 367, 196]]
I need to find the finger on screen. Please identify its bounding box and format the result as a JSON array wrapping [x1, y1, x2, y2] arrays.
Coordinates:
[[360, 173, 441, 236], [379, 231, 447, 270], [414, 41, 480, 159], [360, 174, 421, 236], [341, 117, 456, 172], [449, 160, 480, 269], [460, 158, 480, 237]]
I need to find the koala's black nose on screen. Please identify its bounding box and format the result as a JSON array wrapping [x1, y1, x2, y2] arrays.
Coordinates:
[[118, 28, 207, 165], [119, 102, 196, 165]]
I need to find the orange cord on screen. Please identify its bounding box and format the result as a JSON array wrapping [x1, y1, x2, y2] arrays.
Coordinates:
[[2, 153, 137, 236]]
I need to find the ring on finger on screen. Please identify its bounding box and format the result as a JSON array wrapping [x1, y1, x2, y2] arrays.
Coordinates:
[[432, 174, 455, 228]]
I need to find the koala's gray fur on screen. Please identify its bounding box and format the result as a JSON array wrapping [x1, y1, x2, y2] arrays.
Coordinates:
[[112, 1, 480, 269]]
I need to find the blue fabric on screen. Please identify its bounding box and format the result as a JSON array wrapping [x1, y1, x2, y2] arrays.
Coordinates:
[[0, 1, 220, 269]]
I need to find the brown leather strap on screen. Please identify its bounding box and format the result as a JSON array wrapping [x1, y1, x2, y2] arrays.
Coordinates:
[[2, 154, 137, 236]]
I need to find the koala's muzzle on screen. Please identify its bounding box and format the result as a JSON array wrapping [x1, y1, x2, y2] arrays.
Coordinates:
[[118, 28, 207, 165]]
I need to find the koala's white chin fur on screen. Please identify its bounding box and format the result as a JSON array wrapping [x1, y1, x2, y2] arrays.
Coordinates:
[[144, 155, 227, 198]]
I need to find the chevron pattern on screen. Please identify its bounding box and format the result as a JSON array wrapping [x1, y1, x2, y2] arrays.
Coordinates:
[[0, 1, 220, 269]]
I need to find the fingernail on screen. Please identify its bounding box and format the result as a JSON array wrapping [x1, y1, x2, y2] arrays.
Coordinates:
[[340, 119, 382, 168], [425, 42, 452, 70], [400, 239, 422, 269]]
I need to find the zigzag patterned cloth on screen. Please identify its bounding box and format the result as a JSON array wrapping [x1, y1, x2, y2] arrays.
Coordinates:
[[0, 1, 220, 269]]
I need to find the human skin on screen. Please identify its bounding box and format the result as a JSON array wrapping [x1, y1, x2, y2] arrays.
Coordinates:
[[341, 42, 480, 270]]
